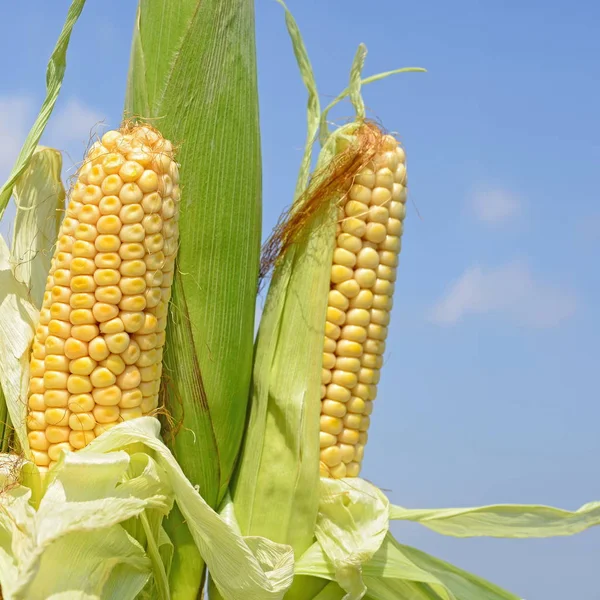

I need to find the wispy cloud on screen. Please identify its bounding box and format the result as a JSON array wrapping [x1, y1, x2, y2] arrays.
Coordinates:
[[470, 186, 521, 225], [0, 95, 33, 179], [429, 260, 577, 328], [46, 98, 106, 148]]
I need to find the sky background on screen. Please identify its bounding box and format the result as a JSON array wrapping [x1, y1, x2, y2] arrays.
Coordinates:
[[1, 1, 599, 598]]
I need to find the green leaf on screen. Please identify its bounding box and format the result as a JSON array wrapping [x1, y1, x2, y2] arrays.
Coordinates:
[[0, 0, 86, 219], [391, 501, 600, 538], [0, 384, 10, 453], [125, 0, 262, 509], [0, 235, 38, 455], [11, 146, 65, 309], [82, 417, 295, 600]]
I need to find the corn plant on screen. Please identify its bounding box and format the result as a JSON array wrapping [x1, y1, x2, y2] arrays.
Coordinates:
[[0, 1, 598, 599]]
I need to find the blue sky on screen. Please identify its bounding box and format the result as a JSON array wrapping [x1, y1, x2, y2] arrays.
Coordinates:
[[1, 1, 599, 598]]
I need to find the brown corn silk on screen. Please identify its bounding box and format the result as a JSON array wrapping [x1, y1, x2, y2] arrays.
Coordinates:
[[26, 123, 180, 470]]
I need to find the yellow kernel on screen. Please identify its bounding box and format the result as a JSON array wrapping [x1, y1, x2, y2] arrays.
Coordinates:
[[346, 309, 370, 327], [119, 389, 143, 409], [367, 323, 387, 341], [341, 324, 368, 343], [331, 370, 358, 388], [325, 383, 351, 403], [69, 430, 95, 449], [31, 450, 50, 467], [119, 182, 143, 205], [119, 161, 144, 183], [28, 430, 50, 450], [356, 247, 380, 270], [344, 200, 369, 219], [364, 339, 385, 355], [92, 303, 119, 323], [43, 389, 69, 407], [379, 250, 398, 268], [144, 288, 162, 308], [94, 286, 121, 305], [119, 204, 144, 225], [336, 340, 363, 358], [135, 333, 157, 351], [362, 353, 383, 369], [348, 290, 373, 310], [139, 379, 160, 397], [69, 412, 96, 431], [349, 184, 372, 205], [124, 405, 146, 419], [326, 307, 345, 327], [141, 192, 162, 213], [95, 234, 121, 253], [88, 337, 110, 362], [30, 359, 45, 377], [354, 268, 376, 289], [51, 286, 72, 304], [101, 354, 126, 375], [321, 399, 346, 418], [321, 369, 332, 385], [337, 233, 362, 254], [347, 396, 366, 414], [338, 443, 355, 464], [119, 223, 145, 243], [70, 275, 96, 294], [71, 324, 99, 342], [96, 215, 121, 235], [101, 174, 124, 196], [322, 352, 336, 370], [29, 393, 46, 411], [320, 445, 342, 467], [44, 355, 68, 373], [94, 423, 119, 436], [92, 385, 122, 406], [78, 205, 100, 225], [145, 233, 164, 253], [328, 290, 349, 311], [325, 329, 340, 348], [29, 377, 44, 394], [72, 240, 96, 260], [334, 279, 360, 299], [122, 341, 141, 365], [98, 195, 122, 216], [82, 185, 102, 205], [338, 428, 360, 445], [370, 308, 390, 326], [93, 404, 120, 424], [27, 411, 46, 430], [341, 217, 366, 237], [345, 462, 361, 477], [387, 217, 403, 236], [45, 426, 70, 443], [105, 332, 130, 354], [48, 319, 72, 340], [119, 259, 146, 278], [320, 432, 337, 448], [100, 317, 125, 335], [137, 313, 157, 335], [373, 278, 394, 295], [335, 357, 361, 373], [102, 150, 125, 172], [54, 252, 72, 270], [381, 235, 401, 253], [43, 371, 68, 390], [94, 269, 121, 286], [333, 247, 357, 269], [370, 187, 392, 207], [45, 407, 70, 427], [320, 416, 343, 436], [363, 223, 386, 244], [45, 335, 66, 355], [331, 264, 353, 285], [67, 374, 92, 394], [74, 223, 98, 242], [69, 309, 94, 326], [145, 270, 163, 287], [354, 167, 375, 188], [68, 393, 94, 413]]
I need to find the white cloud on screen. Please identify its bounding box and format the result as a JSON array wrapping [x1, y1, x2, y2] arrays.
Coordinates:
[[429, 260, 577, 328], [0, 95, 33, 179], [46, 98, 106, 148], [470, 187, 521, 225]]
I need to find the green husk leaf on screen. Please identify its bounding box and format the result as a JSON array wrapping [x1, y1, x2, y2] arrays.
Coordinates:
[[125, 0, 261, 509], [0, 235, 37, 455], [0, 0, 85, 218], [275, 0, 320, 200], [82, 417, 294, 599], [391, 501, 600, 538], [0, 384, 10, 453], [11, 146, 65, 309]]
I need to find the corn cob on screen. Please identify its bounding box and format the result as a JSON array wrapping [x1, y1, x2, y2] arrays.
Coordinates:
[[26, 124, 180, 470], [319, 133, 406, 479]]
